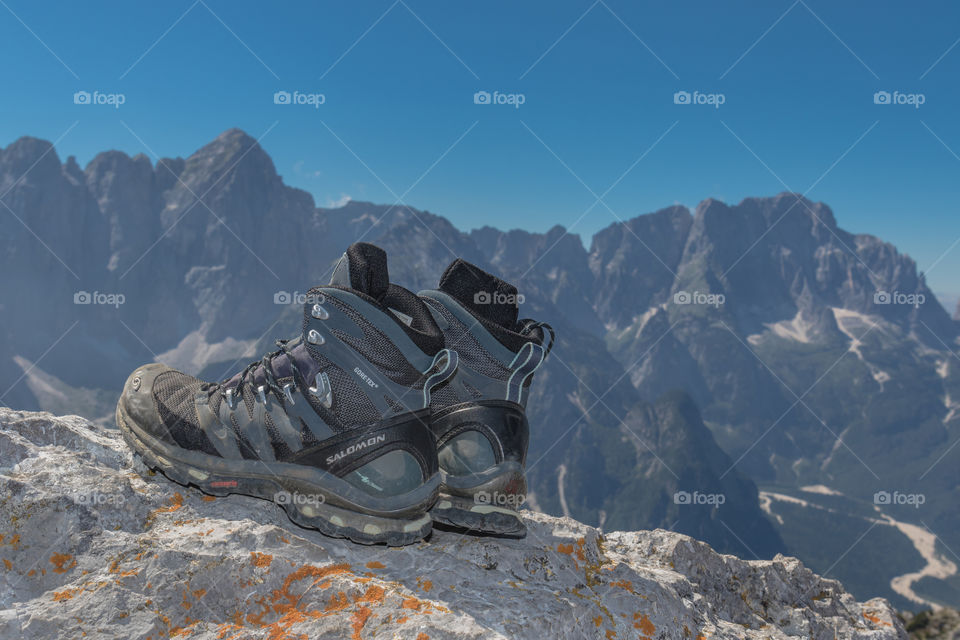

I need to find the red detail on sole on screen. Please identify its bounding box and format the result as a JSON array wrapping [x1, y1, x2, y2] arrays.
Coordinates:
[[209, 480, 238, 488]]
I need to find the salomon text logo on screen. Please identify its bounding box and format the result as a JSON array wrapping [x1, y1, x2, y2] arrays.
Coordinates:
[[326, 434, 387, 464]]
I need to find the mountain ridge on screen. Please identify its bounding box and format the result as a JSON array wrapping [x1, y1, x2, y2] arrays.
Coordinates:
[[2, 128, 958, 609]]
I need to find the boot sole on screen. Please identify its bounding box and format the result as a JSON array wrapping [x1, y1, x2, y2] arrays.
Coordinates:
[[429, 462, 527, 537], [430, 493, 526, 537], [117, 403, 435, 546]]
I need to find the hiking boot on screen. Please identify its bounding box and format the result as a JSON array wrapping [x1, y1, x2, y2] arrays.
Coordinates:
[[116, 243, 456, 546], [419, 259, 553, 537]]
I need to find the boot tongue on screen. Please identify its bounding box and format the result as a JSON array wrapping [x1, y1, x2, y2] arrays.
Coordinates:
[[437, 258, 519, 329], [329, 242, 390, 300]]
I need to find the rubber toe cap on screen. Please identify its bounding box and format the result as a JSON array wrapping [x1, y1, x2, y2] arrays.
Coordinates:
[[118, 363, 175, 440]]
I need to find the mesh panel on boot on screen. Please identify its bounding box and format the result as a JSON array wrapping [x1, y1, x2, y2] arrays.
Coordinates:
[[323, 358, 383, 427], [263, 410, 294, 460], [430, 383, 460, 408], [422, 298, 511, 380], [152, 371, 220, 456], [324, 297, 423, 387], [299, 348, 384, 429]]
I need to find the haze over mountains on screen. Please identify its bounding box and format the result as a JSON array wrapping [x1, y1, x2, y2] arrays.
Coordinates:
[[1, 129, 958, 610]]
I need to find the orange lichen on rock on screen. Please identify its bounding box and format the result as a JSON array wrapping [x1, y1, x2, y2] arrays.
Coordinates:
[[592, 615, 603, 627], [325, 591, 350, 613], [251, 552, 274, 568], [365, 561, 384, 569], [863, 611, 892, 627], [351, 605, 372, 640], [202, 496, 216, 502], [169, 617, 200, 637], [556, 543, 574, 555], [215, 623, 244, 640], [271, 563, 351, 615], [145, 492, 185, 527], [221, 561, 447, 639], [574, 537, 586, 562], [2, 558, 11, 571], [633, 612, 655, 635], [50, 552, 77, 574], [611, 579, 634, 593], [0, 534, 21, 549], [107, 556, 139, 579], [263, 610, 314, 640], [162, 493, 185, 511], [181, 588, 208, 610], [355, 585, 385, 605], [416, 634, 430, 640], [52, 588, 78, 602]]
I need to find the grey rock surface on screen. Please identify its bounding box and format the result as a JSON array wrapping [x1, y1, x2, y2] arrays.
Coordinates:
[[0, 409, 904, 639]]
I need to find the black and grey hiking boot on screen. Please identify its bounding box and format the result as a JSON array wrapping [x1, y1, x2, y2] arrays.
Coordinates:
[[116, 243, 456, 546], [419, 259, 553, 537]]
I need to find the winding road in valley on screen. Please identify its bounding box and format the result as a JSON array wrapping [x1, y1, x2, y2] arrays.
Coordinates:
[[760, 489, 957, 610]]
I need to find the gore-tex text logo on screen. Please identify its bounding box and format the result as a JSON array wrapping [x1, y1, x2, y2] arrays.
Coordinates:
[[326, 434, 386, 464], [353, 367, 378, 388]]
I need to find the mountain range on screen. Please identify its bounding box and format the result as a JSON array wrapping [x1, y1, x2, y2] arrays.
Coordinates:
[[1, 128, 958, 611]]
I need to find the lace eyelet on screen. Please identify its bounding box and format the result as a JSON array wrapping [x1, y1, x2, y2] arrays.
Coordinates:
[[308, 372, 333, 409], [311, 304, 329, 320], [307, 329, 324, 345], [283, 383, 296, 405]]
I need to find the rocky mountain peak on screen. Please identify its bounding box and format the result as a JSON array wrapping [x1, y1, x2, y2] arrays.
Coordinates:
[[163, 128, 281, 210], [194, 127, 272, 171], [0, 408, 905, 639], [0, 136, 62, 187]]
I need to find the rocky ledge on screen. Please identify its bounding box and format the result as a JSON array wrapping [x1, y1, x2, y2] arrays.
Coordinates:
[[0, 409, 903, 639]]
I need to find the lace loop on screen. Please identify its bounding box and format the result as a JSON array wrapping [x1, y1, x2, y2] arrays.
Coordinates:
[[519, 320, 555, 358], [228, 338, 297, 405]]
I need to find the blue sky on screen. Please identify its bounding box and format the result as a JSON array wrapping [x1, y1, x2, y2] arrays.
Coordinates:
[[2, 1, 959, 309]]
